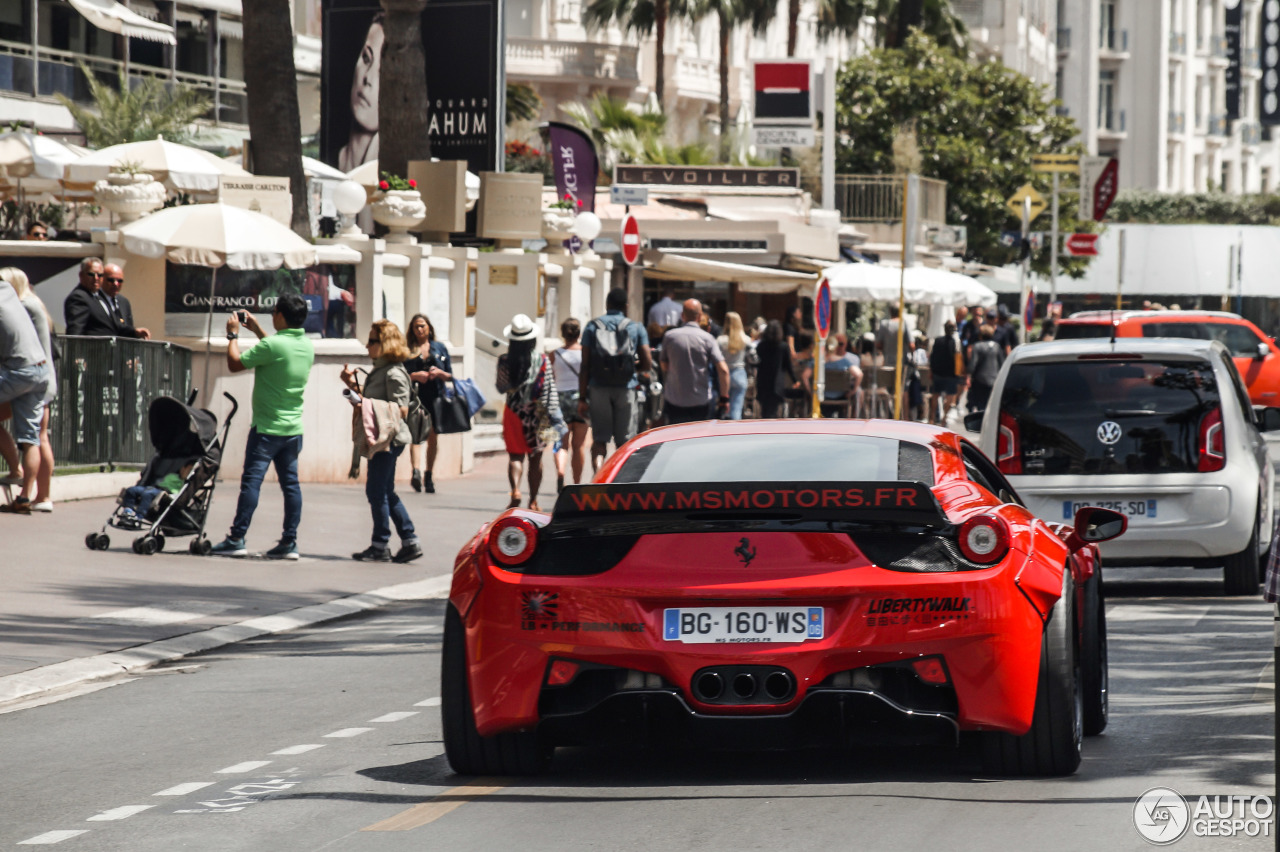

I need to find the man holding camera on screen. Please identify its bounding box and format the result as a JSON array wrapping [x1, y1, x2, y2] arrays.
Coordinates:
[[211, 295, 314, 560]]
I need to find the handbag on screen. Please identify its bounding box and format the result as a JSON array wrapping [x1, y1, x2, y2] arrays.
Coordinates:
[[455, 377, 487, 417], [431, 380, 473, 434], [401, 365, 432, 444]]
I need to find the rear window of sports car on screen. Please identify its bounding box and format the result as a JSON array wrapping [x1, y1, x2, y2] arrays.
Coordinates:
[[612, 435, 934, 485]]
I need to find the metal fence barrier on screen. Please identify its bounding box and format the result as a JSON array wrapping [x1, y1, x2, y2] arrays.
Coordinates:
[[2, 337, 193, 468]]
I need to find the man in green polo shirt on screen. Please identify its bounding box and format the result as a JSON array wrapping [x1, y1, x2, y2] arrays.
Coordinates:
[[211, 293, 314, 560]]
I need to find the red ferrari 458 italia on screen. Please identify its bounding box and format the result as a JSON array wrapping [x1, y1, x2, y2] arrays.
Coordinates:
[[442, 420, 1126, 777]]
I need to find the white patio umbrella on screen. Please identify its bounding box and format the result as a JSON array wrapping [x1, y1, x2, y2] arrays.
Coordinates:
[[0, 131, 90, 205], [64, 136, 251, 194], [119, 202, 317, 401], [822, 262, 997, 308]]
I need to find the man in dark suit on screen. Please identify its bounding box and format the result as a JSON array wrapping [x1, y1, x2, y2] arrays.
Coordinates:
[[64, 258, 112, 337], [63, 258, 149, 339], [100, 263, 150, 339]]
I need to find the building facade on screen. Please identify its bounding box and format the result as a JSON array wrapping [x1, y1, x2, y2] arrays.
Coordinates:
[[505, 0, 872, 151], [1057, 0, 1280, 194], [954, 0, 1059, 88]]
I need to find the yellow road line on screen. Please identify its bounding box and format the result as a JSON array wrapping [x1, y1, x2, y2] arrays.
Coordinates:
[[361, 780, 505, 831]]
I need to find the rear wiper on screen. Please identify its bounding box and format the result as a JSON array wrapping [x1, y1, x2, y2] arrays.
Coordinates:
[[1104, 409, 1159, 416]]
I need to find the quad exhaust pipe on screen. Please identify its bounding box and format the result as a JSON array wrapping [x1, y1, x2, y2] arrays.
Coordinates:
[[691, 666, 795, 705]]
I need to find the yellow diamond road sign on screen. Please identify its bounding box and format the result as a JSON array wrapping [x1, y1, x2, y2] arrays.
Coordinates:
[[1007, 183, 1047, 222], [1032, 153, 1080, 172]]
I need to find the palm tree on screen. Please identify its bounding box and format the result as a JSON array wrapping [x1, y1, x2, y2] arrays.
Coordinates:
[[681, 0, 775, 161], [241, 0, 310, 235], [562, 92, 667, 170], [378, 0, 431, 178], [57, 66, 210, 148], [507, 83, 543, 125], [583, 0, 673, 109]]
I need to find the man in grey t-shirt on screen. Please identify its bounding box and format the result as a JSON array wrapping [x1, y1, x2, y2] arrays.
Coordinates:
[[0, 282, 52, 513], [660, 299, 729, 424]]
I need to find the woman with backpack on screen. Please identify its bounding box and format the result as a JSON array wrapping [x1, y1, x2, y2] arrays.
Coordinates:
[[339, 319, 423, 563], [550, 317, 587, 492], [498, 314, 564, 511]]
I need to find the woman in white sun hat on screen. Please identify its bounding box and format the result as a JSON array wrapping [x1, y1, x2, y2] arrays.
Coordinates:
[[496, 314, 564, 511]]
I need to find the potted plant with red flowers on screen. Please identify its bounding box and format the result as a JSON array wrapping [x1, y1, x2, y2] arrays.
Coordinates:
[[541, 192, 580, 246], [370, 171, 427, 243]]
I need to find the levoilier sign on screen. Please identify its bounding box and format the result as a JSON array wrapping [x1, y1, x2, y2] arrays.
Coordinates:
[[613, 166, 800, 188]]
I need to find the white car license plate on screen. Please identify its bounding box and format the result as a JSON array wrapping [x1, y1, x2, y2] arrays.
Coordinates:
[[662, 607, 824, 644], [1062, 499, 1156, 520]]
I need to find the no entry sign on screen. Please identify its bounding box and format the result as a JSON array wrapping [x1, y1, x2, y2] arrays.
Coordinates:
[[621, 214, 641, 266]]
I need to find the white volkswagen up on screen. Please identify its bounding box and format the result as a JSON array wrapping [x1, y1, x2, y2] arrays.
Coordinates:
[[970, 337, 1277, 595]]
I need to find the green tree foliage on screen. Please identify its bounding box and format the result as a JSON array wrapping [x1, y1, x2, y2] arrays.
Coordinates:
[[562, 93, 668, 170], [835, 33, 1096, 275], [583, 0, 673, 107], [1107, 188, 1280, 224], [507, 83, 544, 125], [58, 66, 211, 148]]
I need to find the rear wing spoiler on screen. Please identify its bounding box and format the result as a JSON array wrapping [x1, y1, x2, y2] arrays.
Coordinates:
[[549, 481, 949, 528]]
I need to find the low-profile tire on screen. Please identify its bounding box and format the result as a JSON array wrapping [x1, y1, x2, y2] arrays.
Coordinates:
[[1080, 567, 1108, 736], [441, 605, 550, 776], [981, 570, 1083, 776], [95, 534, 110, 551], [1224, 515, 1260, 596]]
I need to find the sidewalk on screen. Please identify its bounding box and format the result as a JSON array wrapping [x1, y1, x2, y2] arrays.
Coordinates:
[[0, 453, 519, 708]]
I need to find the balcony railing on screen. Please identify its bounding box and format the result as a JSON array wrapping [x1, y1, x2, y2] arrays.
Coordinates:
[[505, 38, 638, 84], [1168, 110, 1186, 134], [1242, 121, 1262, 145], [1209, 113, 1227, 136], [1099, 108, 1126, 133], [0, 40, 246, 125], [1099, 28, 1128, 52], [833, 175, 948, 226], [1211, 35, 1229, 58], [1169, 31, 1186, 54]]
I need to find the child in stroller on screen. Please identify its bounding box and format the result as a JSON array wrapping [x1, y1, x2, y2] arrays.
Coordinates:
[[116, 460, 195, 527], [85, 392, 238, 556]]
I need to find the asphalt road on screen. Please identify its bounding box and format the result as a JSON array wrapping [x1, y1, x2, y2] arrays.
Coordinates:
[[0, 570, 1273, 852]]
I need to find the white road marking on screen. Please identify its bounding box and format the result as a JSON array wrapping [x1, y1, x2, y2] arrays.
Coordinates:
[[369, 711, 418, 723], [86, 805, 153, 821], [271, 744, 324, 755], [324, 727, 373, 738], [0, 679, 136, 715], [17, 831, 89, 844], [415, 697, 442, 707], [77, 602, 234, 627], [217, 761, 272, 774], [154, 782, 215, 796], [396, 625, 441, 635], [1107, 604, 1210, 623]]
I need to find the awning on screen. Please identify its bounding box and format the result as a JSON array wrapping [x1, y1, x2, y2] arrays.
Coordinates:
[[177, 0, 242, 14], [217, 18, 243, 39], [67, 0, 175, 43], [643, 250, 816, 292]]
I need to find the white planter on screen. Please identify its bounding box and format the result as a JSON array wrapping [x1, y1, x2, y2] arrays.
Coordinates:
[[370, 189, 427, 243], [540, 209, 577, 246], [94, 172, 166, 224]]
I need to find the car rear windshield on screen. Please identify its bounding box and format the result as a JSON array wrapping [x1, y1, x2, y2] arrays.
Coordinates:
[[1054, 323, 1112, 339], [613, 434, 934, 486], [999, 359, 1220, 475], [1140, 321, 1263, 357]]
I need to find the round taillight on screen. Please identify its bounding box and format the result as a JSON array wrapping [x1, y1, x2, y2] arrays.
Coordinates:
[[958, 514, 1010, 564], [488, 516, 538, 566]]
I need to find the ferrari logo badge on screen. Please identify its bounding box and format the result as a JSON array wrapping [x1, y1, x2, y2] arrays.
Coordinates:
[[734, 537, 757, 566]]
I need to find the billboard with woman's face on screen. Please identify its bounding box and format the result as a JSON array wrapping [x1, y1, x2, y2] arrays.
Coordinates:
[[320, 0, 502, 178]]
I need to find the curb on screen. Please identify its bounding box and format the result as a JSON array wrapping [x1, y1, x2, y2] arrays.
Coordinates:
[[0, 573, 453, 709]]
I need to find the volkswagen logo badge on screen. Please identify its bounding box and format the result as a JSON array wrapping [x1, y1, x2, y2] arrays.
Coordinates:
[[1097, 421, 1123, 445]]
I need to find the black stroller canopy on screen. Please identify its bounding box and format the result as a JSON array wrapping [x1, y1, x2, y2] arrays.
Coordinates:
[[148, 396, 218, 458]]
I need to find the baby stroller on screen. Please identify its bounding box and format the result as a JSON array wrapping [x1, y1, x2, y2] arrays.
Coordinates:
[[84, 391, 238, 556]]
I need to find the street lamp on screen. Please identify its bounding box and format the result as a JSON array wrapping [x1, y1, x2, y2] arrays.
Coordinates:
[[573, 211, 602, 242], [333, 180, 368, 239]]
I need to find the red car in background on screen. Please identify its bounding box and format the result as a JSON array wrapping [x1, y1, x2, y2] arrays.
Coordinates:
[[1056, 310, 1280, 405], [441, 421, 1126, 777]]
